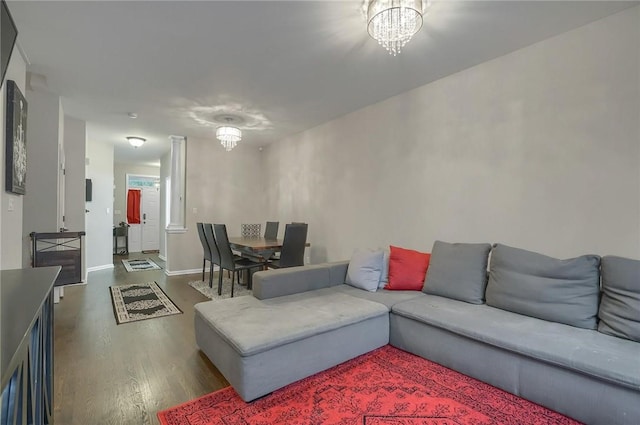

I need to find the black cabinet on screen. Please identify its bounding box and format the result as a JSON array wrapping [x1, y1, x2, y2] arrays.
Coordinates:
[[30, 232, 85, 286], [1, 267, 59, 425]]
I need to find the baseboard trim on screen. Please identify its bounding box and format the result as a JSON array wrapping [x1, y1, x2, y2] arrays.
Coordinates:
[[87, 264, 115, 273], [165, 265, 219, 276], [165, 268, 201, 276], [158, 254, 167, 261]]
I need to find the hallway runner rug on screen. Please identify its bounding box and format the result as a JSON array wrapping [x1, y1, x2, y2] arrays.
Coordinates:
[[157, 345, 579, 425], [110, 281, 182, 324], [122, 258, 162, 272]]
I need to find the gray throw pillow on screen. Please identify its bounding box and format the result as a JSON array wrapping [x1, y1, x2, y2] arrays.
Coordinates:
[[345, 249, 384, 292], [423, 241, 492, 304], [486, 244, 600, 329], [598, 256, 640, 342]]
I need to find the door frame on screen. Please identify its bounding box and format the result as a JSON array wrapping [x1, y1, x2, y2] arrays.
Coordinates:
[[125, 174, 160, 252]]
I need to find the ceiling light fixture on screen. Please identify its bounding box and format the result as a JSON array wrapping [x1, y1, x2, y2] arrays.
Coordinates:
[[216, 117, 242, 151], [127, 136, 146, 148], [367, 0, 425, 56]]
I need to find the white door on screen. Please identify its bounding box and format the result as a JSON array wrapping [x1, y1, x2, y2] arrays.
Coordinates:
[[141, 185, 160, 251]]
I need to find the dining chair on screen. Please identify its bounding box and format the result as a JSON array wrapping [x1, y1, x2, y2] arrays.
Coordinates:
[[241, 223, 261, 238], [196, 222, 212, 282], [203, 223, 222, 289], [214, 224, 263, 296], [264, 221, 279, 240], [268, 223, 308, 269]]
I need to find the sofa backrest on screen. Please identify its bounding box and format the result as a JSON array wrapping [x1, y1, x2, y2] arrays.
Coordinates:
[[486, 243, 601, 329], [253, 261, 349, 300]]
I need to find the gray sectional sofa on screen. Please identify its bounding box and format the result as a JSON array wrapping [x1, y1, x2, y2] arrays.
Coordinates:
[[194, 242, 640, 425]]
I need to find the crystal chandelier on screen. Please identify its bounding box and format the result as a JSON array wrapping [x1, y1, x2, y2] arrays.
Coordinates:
[[367, 0, 424, 56], [216, 126, 242, 151]]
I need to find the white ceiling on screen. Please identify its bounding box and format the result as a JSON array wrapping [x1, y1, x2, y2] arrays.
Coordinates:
[[7, 1, 637, 165]]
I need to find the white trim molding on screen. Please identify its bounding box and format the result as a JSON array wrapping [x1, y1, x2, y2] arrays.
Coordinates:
[[166, 227, 188, 234], [165, 265, 219, 276], [158, 254, 167, 261], [87, 264, 115, 273], [164, 268, 202, 276]]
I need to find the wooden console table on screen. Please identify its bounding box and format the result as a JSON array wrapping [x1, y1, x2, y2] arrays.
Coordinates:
[[1, 266, 60, 425]]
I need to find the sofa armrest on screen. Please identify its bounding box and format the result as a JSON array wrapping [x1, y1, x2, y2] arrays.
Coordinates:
[[253, 261, 349, 300]]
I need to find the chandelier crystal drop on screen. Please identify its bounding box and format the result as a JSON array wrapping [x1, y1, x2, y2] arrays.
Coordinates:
[[216, 126, 242, 152], [367, 0, 424, 56]]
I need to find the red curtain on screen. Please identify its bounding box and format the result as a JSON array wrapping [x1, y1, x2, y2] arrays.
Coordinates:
[[127, 189, 141, 224]]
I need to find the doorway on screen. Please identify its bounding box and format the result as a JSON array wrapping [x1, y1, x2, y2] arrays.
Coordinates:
[[126, 174, 160, 252]]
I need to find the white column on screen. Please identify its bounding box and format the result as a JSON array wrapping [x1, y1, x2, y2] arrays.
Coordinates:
[[166, 135, 186, 232]]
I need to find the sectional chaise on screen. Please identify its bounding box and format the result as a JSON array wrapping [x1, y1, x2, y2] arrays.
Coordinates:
[[194, 241, 640, 425]]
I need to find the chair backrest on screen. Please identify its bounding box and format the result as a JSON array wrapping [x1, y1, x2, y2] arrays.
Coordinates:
[[264, 221, 279, 240], [196, 222, 212, 261], [241, 223, 261, 237], [213, 224, 236, 270], [203, 223, 221, 266], [278, 223, 308, 268]]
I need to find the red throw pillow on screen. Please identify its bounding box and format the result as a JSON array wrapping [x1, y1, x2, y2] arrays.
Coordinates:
[[386, 245, 431, 291]]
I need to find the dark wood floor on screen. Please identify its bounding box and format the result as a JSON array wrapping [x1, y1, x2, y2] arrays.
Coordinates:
[[53, 253, 228, 425]]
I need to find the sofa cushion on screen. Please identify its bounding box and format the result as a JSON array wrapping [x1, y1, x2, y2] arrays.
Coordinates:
[[194, 287, 388, 357], [345, 249, 384, 292], [332, 284, 425, 309], [386, 246, 431, 291], [392, 295, 640, 391], [486, 244, 600, 329], [598, 255, 640, 342], [423, 241, 492, 304]]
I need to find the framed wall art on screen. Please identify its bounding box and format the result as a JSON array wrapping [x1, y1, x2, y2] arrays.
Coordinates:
[[5, 79, 27, 194]]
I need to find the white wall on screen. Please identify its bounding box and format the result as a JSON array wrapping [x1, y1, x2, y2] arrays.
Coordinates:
[[265, 7, 640, 263], [64, 116, 87, 279], [0, 50, 27, 269], [166, 137, 266, 273], [22, 89, 63, 268], [85, 139, 114, 271], [113, 163, 160, 227]]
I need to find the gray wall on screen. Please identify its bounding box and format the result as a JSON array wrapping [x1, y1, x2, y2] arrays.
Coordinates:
[[113, 163, 160, 227], [0, 46, 27, 269], [166, 137, 266, 273], [64, 116, 87, 279], [22, 89, 63, 268], [264, 7, 640, 263], [85, 139, 114, 270]]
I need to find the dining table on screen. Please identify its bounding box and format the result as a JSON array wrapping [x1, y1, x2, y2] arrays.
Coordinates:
[[228, 236, 310, 270]]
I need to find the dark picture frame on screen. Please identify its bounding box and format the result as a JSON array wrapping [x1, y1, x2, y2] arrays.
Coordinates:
[[5, 80, 27, 194], [1, 0, 19, 88]]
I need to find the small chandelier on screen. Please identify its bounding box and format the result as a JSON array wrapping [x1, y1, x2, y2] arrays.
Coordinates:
[[367, 0, 424, 56], [216, 126, 242, 151], [127, 136, 146, 148]]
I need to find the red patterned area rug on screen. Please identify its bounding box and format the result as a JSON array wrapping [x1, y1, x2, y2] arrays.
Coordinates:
[[157, 345, 580, 425]]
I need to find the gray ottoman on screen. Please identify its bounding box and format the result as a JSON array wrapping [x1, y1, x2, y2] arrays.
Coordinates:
[[194, 287, 389, 401]]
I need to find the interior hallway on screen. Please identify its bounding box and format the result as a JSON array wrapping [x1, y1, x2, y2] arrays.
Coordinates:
[[53, 253, 228, 425]]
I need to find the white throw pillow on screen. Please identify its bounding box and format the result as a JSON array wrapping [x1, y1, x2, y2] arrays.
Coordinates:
[[378, 248, 390, 289], [346, 249, 384, 292]]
